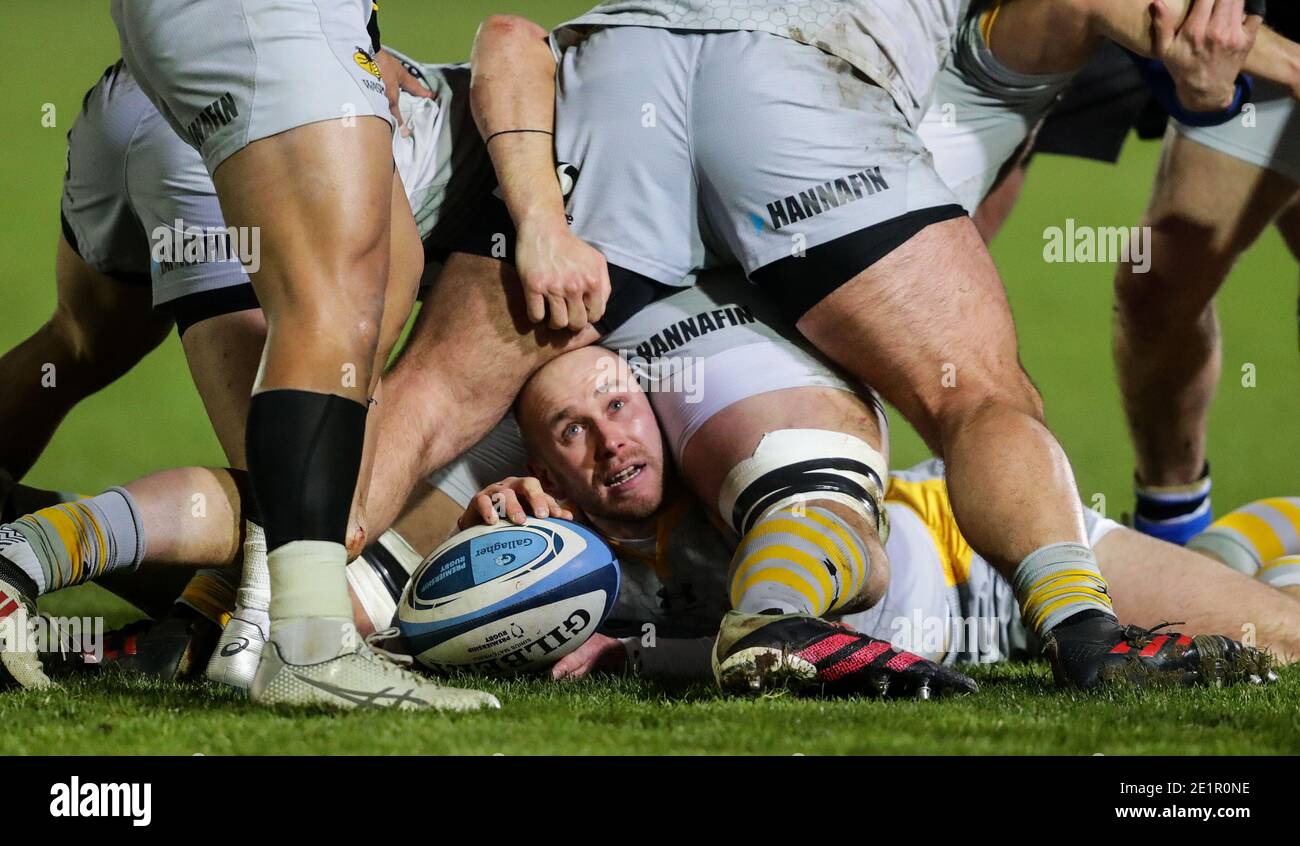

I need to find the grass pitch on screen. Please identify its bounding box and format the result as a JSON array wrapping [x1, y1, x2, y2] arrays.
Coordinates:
[[4, 1, 1299, 754], [2, 664, 1297, 756]]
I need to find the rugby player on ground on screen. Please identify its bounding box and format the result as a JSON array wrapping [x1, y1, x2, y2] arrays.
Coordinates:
[[460, 0, 1277, 691], [448, 346, 1294, 683], [1, 51, 897, 700], [6, 268, 1283, 695]]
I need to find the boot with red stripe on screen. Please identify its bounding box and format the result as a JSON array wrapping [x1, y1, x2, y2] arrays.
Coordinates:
[[0, 555, 55, 690], [1042, 611, 1278, 689], [712, 610, 978, 699]]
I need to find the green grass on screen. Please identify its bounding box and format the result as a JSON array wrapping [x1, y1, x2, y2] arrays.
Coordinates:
[[4, 1, 1298, 754], [3, 664, 1297, 756]]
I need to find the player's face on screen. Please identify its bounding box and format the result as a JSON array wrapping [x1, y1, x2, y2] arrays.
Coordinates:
[[522, 348, 667, 524]]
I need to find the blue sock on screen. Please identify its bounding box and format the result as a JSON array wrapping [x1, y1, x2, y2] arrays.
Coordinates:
[[1133, 465, 1212, 546]]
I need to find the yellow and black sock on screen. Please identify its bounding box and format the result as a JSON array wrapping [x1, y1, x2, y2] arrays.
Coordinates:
[[0, 487, 146, 596], [177, 568, 238, 627], [1188, 497, 1300, 577], [1012, 543, 1114, 636], [729, 505, 869, 616]]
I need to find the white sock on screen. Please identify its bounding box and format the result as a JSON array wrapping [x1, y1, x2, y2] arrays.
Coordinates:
[[0, 526, 44, 594], [268, 539, 354, 664], [234, 522, 271, 639]]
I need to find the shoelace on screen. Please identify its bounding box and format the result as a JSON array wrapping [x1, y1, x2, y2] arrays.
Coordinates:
[[362, 627, 419, 675], [1122, 619, 1187, 644]]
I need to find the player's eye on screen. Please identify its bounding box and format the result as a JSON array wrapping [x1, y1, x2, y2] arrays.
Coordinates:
[[561, 422, 585, 442], [608, 398, 626, 414]]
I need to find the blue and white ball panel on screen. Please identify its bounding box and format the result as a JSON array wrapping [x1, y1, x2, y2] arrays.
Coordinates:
[[397, 518, 620, 674]]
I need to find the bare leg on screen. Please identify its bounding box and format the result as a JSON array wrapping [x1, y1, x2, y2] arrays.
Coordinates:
[[1115, 131, 1299, 486], [179, 308, 267, 468], [0, 237, 172, 477], [1273, 198, 1300, 355], [682, 386, 891, 610], [213, 119, 402, 404], [1098, 527, 1300, 663], [352, 253, 598, 554], [973, 162, 1029, 244], [798, 217, 1085, 577]]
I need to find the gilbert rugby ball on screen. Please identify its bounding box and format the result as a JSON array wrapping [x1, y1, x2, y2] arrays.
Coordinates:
[[397, 517, 620, 674]]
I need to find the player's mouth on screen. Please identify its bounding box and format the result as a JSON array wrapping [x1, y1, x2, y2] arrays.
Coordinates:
[[603, 464, 645, 491]]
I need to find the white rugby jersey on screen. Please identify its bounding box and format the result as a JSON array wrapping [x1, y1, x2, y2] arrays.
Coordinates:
[[602, 271, 856, 461], [559, 0, 972, 126]]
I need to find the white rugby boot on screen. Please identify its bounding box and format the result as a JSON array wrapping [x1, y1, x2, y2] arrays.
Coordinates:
[[250, 620, 500, 712], [0, 555, 55, 690], [205, 615, 267, 692]]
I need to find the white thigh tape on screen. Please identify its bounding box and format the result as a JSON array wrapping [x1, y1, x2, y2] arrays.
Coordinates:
[[346, 558, 399, 632], [717, 429, 889, 537], [375, 529, 425, 577]]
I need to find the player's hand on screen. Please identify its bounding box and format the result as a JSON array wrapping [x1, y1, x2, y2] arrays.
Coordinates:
[[551, 633, 627, 679], [458, 476, 574, 529], [1150, 0, 1262, 111], [514, 215, 611, 332], [376, 48, 435, 137]]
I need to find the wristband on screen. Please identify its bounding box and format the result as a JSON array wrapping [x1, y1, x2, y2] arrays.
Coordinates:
[[485, 128, 555, 145], [1124, 50, 1253, 128]]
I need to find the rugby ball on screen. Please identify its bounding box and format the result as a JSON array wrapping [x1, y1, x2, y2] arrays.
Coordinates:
[[396, 517, 620, 675]]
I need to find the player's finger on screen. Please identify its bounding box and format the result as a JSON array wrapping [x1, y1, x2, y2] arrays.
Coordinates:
[[546, 294, 570, 330], [469, 493, 496, 527], [586, 267, 611, 325], [551, 651, 589, 679], [1243, 10, 1263, 41], [1210, 0, 1245, 32], [1149, 1, 1177, 53], [497, 490, 527, 525], [1187, 0, 1214, 34], [566, 293, 589, 331], [520, 478, 551, 518], [525, 290, 547, 324]]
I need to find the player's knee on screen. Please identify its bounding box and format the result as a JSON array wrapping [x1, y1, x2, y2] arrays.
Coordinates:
[[921, 365, 1045, 439]]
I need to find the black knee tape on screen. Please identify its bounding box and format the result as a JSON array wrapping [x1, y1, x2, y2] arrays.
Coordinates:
[[245, 390, 368, 551]]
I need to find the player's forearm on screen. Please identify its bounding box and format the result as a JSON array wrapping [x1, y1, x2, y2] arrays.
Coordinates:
[[1086, 0, 1299, 96], [1244, 26, 1300, 99], [621, 635, 715, 680], [1084, 0, 1258, 109], [1080, 0, 1195, 57], [470, 14, 566, 230]]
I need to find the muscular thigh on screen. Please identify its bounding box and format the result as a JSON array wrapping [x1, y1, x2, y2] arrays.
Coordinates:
[[370, 253, 599, 503], [796, 217, 1033, 448], [212, 118, 395, 314], [1129, 130, 1300, 316], [54, 235, 171, 366]]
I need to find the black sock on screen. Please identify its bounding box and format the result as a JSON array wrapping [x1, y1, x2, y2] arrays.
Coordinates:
[[245, 390, 368, 552]]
